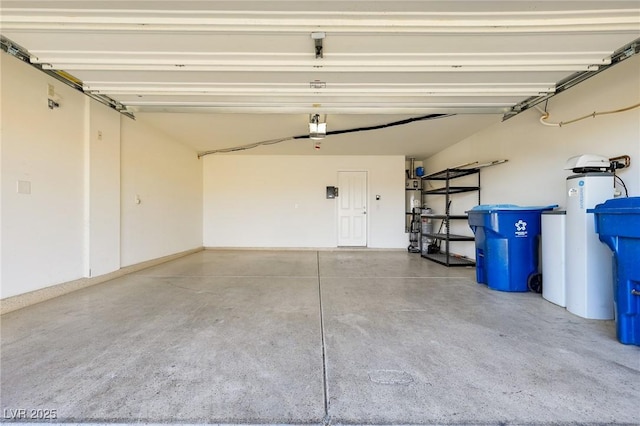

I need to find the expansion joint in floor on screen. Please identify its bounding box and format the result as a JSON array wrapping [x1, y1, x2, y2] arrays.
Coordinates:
[[317, 251, 330, 422]]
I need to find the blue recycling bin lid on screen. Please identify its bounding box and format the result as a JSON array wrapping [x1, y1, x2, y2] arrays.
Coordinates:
[[588, 197, 640, 239], [469, 204, 557, 212], [587, 196, 640, 214], [467, 204, 557, 230]]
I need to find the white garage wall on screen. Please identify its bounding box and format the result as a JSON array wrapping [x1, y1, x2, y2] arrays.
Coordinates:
[[84, 101, 120, 277], [1, 53, 85, 298], [203, 155, 406, 248], [120, 119, 203, 266], [1, 52, 204, 300], [85, 101, 121, 278], [423, 54, 640, 259]]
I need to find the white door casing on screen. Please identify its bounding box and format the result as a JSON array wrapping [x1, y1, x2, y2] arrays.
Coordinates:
[[337, 171, 367, 246]]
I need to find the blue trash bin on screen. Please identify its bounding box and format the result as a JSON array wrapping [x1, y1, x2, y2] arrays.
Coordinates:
[[589, 197, 640, 346], [468, 204, 557, 292]]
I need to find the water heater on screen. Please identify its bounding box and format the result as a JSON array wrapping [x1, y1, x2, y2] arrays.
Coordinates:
[[565, 173, 615, 319], [405, 178, 421, 232]]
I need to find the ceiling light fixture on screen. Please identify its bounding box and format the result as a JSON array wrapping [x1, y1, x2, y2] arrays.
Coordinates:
[[309, 114, 327, 140]]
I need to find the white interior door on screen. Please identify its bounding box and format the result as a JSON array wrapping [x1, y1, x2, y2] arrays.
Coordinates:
[[337, 171, 368, 247]]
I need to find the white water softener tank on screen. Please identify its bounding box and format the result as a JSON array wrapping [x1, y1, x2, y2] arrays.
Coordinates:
[[565, 172, 614, 319]]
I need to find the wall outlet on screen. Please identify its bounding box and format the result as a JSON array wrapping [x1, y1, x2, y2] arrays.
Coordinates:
[[17, 180, 31, 194]]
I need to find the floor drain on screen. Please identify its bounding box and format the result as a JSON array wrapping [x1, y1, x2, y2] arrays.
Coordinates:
[[368, 369, 414, 385]]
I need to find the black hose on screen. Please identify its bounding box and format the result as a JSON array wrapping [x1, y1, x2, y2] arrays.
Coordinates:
[[292, 113, 453, 140]]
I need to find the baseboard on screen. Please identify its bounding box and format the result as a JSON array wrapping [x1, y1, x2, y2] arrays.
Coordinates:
[[0, 247, 204, 315], [204, 246, 406, 252]]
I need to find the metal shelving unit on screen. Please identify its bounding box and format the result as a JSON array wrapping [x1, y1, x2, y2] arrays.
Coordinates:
[[421, 168, 480, 267]]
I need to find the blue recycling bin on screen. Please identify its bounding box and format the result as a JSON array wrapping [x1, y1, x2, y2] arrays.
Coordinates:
[[588, 197, 640, 346], [468, 204, 557, 292]]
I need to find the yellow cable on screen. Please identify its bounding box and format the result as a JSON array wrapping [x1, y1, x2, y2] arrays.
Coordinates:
[[539, 102, 640, 127]]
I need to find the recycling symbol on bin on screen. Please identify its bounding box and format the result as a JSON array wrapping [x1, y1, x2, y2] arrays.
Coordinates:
[[514, 220, 528, 237]]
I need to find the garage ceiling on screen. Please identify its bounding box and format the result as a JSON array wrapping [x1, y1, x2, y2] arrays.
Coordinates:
[[1, 1, 639, 157]]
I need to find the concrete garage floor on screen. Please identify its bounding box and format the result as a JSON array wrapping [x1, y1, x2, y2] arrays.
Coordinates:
[[1, 250, 638, 425]]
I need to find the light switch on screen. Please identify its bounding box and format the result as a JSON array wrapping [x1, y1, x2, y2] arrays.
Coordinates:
[[17, 180, 31, 195]]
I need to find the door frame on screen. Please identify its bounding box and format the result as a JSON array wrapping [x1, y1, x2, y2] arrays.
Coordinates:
[[336, 170, 369, 247]]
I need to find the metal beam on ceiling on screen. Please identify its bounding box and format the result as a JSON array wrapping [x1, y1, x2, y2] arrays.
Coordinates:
[[504, 37, 640, 120], [0, 35, 135, 119]]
